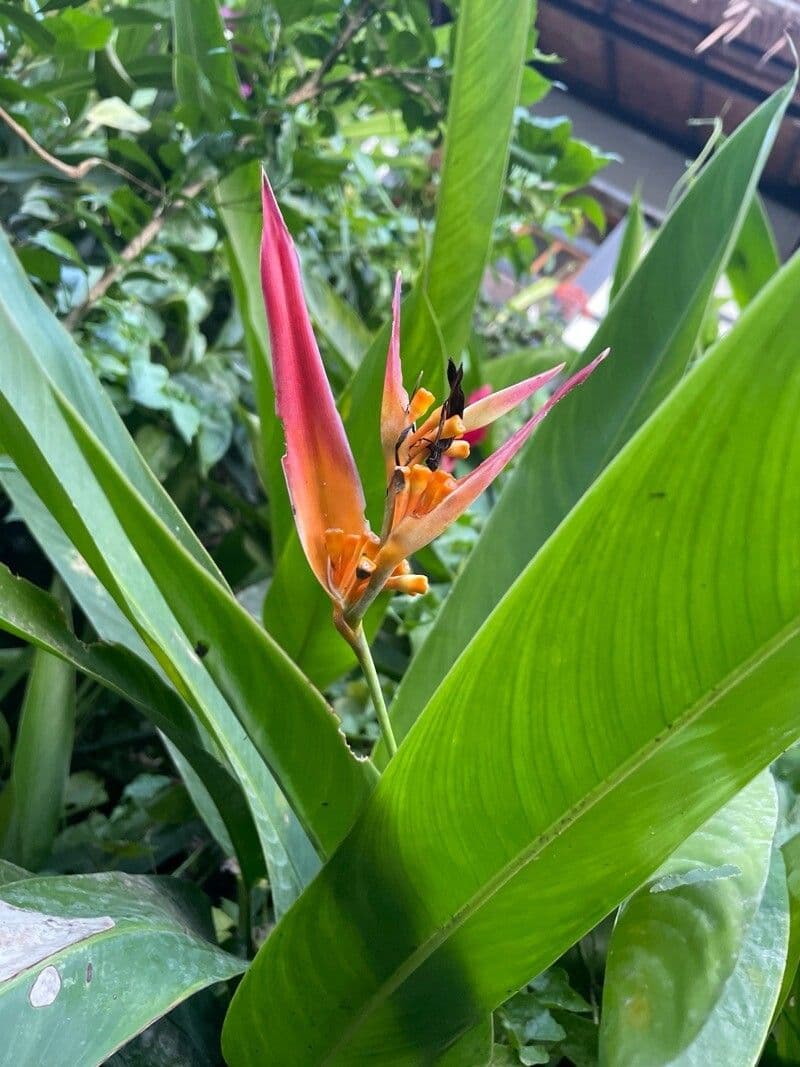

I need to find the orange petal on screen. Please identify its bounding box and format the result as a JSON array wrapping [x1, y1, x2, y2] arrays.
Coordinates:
[[461, 365, 565, 434], [382, 350, 609, 560], [380, 273, 408, 479], [261, 172, 368, 592]]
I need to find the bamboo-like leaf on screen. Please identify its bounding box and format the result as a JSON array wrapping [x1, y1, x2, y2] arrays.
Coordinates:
[[0, 873, 244, 1067], [609, 188, 645, 302], [383, 77, 795, 755], [0, 562, 264, 886], [222, 246, 800, 1064], [599, 772, 780, 1065], [0, 581, 74, 871], [726, 194, 780, 309]]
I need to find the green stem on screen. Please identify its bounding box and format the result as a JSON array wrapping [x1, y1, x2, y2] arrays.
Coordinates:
[[351, 625, 397, 758]]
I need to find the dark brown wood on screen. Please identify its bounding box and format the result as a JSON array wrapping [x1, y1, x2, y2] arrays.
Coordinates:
[[538, 0, 800, 200]]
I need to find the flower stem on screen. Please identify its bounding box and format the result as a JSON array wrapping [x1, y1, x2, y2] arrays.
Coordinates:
[[351, 625, 397, 758]]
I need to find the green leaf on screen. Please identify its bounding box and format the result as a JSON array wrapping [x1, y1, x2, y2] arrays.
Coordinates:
[[480, 347, 571, 392], [0, 582, 75, 872], [299, 254, 371, 373], [262, 0, 536, 685], [382, 75, 796, 757], [85, 96, 151, 134], [0, 561, 264, 887], [519, 66, 550, 107], [725, 194, 780, 309], [599, 773, 777, 1065], [774, 820, 800, 1024], [609, 188, 645, 302], [29, 231, 84, 267], [0, 229, 222, 584], [222, 245, 800, 1063], [548, 138, 614, 187], [46, 8, 113, 51], [0, 4, 55, 48], [654, 848, 788, 1067], [0, 487, 316, 910], [171, 0, 240, 128], [0, 873, 244, 1066], [0, 860, 29, 887]]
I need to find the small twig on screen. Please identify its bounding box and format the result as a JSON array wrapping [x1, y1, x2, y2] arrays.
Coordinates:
[[286, 0, 378, 105], [320, 65, 445, 113], [0, 104, 162, 198], [64, 179, 206, 330]]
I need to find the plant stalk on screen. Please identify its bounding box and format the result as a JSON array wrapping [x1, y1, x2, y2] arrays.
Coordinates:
[[350, 625, 397, 758]]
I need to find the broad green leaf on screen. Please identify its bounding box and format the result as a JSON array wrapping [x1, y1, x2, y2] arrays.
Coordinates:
[[47, 8, 112, 51], [599, 773, 777, 1065], [0, 562, 264, 886], [726, 194, 780, 309], [0, 581, 74, 872], [382, 76, 796, 757], [662, 848, 788, 1067], [262, 0, 536, 684], [0, 873, 244, 1066], [223, 247, 800, 1064], [439, 1018, 493, 1065], [0, 227, 374, 867], [609, 188, 645, 302], [171, 0, 240, 128]]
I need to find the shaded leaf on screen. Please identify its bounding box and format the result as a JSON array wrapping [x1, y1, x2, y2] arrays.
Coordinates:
[[0, 873, 244, 1066]]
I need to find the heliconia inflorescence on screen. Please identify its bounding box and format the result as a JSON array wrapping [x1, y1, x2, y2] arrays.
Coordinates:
[[260, 171, 608, 646]]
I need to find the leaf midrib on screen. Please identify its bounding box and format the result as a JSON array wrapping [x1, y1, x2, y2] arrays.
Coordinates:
[[324, 613, 800, 1061]]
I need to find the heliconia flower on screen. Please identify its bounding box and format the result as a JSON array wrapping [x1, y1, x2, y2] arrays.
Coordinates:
[[461, 384, 492, 447], [260, 172, 608, 642], [439, 383, 492, 472]]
